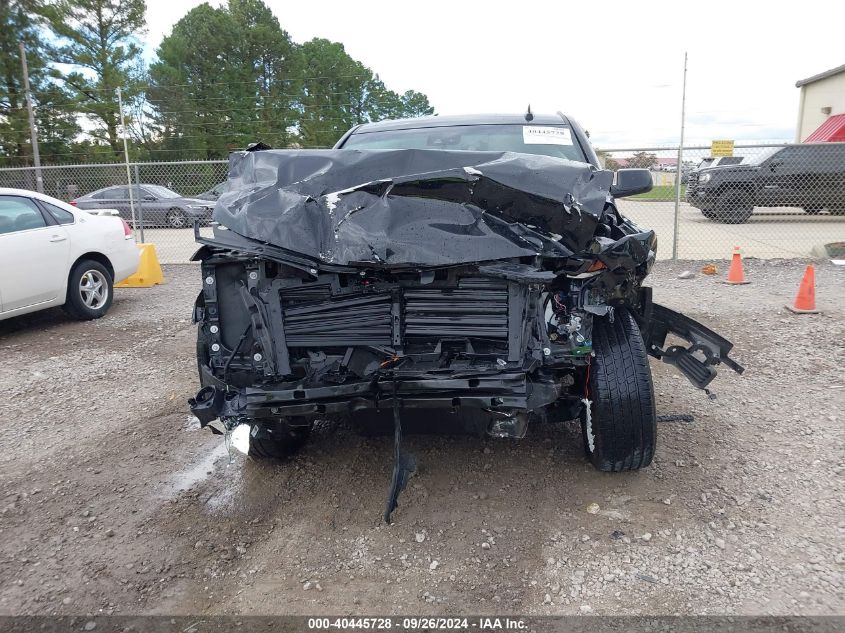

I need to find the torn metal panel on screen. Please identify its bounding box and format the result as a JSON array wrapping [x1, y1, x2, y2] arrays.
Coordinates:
[[212, 148, 654, 277]]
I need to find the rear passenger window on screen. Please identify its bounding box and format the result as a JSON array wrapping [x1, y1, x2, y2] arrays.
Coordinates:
[[0, 196, 47, 234], [92, 187, 120, 199], [41, 201, 76, 225]]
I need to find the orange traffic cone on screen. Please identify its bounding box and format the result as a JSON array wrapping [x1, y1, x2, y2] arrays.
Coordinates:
[[786, 265, 820, 314], [724, 246, 750, 284]]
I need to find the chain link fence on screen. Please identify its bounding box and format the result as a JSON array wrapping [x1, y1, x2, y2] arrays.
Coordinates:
[[0, 160, 227, 263], [603, 142, 845, 260], [1, 143, 843, 263]]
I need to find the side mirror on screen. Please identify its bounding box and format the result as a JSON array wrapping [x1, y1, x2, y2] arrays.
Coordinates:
[[610, 168, 653, 198], [769, 160, 783, 171], [143, 195, 155, 201]]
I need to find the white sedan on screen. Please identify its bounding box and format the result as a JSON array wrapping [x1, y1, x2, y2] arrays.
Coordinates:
[[0, 188, 140, 321]]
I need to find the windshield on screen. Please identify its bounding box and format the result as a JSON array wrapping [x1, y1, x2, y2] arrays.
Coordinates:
[[143, 185, 181, 198], [745, 147, 781, 166], [342, 124, 587, 162]]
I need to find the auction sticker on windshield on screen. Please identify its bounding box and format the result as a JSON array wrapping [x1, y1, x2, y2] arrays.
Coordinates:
[[523, 126, 572, 145]]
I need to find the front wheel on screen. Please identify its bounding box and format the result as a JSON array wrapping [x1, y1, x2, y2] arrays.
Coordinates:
[[64, 259, 114, 320], [711, 189, 754, 224], [580, 308, 656, 471], [248, 418, 311, 459], [166, 207, 188, 228]]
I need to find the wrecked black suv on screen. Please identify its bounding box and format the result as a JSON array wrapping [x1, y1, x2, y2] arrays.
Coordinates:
[[190, 114, 743, 520]]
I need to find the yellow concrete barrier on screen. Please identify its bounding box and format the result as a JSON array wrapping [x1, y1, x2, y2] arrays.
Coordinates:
[[115, 243, 164, 288]]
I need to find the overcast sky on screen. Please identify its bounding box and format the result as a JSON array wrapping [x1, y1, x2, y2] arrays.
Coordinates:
[[140, 0, 843, 148]]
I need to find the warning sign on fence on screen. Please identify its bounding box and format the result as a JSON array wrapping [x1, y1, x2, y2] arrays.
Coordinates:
[[711, 140, 734, 157]]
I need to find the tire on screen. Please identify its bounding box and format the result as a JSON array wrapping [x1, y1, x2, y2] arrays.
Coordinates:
[[700, 208, 719, 220], [711, 188, 754, 224], [166, 207, 188, 228], [803, 206, 823, 215], [248, 418, 311, 459], [830, 208, 845, 216], [64, 259, 114, 320], [580, 308, 656, 471]]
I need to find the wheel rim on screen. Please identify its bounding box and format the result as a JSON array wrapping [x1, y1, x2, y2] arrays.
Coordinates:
[[79, 270, 108, 309], [167, 209, 186, 228]]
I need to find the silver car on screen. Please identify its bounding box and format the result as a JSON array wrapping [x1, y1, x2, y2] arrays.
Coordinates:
[[72, 184, 214, 228]]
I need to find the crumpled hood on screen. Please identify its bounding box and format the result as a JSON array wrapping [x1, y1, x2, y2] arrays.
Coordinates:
[[212, 148, 653, 268]]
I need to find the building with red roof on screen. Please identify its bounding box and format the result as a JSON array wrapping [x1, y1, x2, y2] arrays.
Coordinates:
[[796, 64, 845, 142]]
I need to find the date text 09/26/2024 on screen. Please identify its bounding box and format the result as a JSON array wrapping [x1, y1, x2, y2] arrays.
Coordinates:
[[307, 617, 528, 630]]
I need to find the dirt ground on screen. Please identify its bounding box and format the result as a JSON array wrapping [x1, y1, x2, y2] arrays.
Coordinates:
[[0, 260, 842, 617]]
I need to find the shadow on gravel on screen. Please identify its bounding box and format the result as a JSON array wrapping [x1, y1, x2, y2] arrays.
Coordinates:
[[0, 295, 141, 338], [0, 307, 73, 336]]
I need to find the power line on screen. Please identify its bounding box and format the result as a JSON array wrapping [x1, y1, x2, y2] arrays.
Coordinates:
[[4, 95, 403, 114]]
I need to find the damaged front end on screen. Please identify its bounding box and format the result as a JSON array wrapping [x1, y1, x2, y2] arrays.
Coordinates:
[[189, 148, 743, 521]]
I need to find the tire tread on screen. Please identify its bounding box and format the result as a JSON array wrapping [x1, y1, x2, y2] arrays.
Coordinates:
[[584, 309, 656, 472]]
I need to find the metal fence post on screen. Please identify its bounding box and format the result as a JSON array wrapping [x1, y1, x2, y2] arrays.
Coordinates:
[[19, 43, 44, 194], [116, 87, 138, 232], [672, 52, 688, 261], [134, 164, 145, 244]]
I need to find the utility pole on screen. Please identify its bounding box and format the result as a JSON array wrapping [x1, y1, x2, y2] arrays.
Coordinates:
[[672, 52, 688, 261], [19, 42, 44, 193], [116, 87, 138, 233]]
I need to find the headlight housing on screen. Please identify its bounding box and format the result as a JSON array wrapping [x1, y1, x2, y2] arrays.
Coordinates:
[[699, 173, 712, 184]]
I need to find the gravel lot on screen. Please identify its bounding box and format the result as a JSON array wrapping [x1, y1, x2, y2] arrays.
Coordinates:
[[0, 260, 842, 617]]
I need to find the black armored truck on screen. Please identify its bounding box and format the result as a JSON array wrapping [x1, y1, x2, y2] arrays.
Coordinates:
[[189, 113, 744, 521]]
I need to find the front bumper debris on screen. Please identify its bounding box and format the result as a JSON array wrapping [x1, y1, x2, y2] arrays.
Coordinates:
[[646, 303, 744, 389]]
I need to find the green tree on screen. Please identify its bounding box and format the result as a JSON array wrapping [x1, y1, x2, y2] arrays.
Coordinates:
[[596, 150, 621, 171], [361, 78, 433, 123], [626, 151, 658, 169], [0, 0, 80, 165], [399, 90, 434, 118], [148, 0, 300, 159], [298, 39, 434, 148], [44, 0, 147, 157], [298, 38, 369, 147], [228, 0, 300, 143]]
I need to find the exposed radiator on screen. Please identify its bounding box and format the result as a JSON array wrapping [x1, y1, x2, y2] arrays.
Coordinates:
[[282, 293, 392, 347], [404, 280, 508, 341], [280, 279, 509, 349]]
